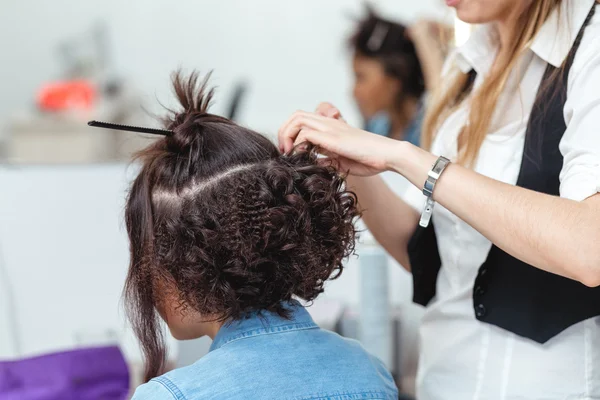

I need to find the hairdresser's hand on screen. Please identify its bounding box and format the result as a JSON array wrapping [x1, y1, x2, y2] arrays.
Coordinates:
[[407, 20, 452, 92], [408, 19, 453, 56], [278, 108, 402, 177]]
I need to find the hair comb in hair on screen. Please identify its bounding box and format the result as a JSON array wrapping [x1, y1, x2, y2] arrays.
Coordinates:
[[87, 120, 173, 136], [367, 22, 390, 52]]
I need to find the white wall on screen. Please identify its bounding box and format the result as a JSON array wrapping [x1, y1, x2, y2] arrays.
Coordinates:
[[0, 0, 448, 138], [0, 164, 141, 360]]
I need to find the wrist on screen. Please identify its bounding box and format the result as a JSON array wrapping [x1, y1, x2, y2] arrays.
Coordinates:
[[385, 141, 426, 173], [386, 141, 438, 188], [384, 140, 410, 172]]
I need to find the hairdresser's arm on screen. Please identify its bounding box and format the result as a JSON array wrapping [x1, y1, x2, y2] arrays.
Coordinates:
[[347, 175, 419, 270], [396, 143, 600, 287], [278, 113, 600, 287]]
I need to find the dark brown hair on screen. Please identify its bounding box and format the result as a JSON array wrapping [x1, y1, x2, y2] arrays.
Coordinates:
[[350, 6, 425, 100], [124, 71, 360, 381]]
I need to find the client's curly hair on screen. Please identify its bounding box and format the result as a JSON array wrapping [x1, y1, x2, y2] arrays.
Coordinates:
[[124, 71, 360, 381]]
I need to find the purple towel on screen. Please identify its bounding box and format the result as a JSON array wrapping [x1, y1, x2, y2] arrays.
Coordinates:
[[0, 346, 130, 400]]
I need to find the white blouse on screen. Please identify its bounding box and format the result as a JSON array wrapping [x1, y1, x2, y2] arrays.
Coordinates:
[[400, 1, 600, 399]]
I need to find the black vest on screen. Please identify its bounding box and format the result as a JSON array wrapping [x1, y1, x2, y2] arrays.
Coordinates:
[[408, 5, 598, 344]]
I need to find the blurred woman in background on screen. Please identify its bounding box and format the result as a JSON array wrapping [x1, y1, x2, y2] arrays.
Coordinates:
[[349, 8, 450, 145]]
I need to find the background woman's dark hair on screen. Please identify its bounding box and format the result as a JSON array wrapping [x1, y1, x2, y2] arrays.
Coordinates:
[[124, 71, 360, 382], [350, 5, 425, 100]]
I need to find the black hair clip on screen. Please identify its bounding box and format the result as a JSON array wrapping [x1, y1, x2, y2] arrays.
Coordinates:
[[87, 120, 173, 136]]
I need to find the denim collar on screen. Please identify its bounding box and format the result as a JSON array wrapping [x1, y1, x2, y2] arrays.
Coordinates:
[[209, 301, 318, 352]]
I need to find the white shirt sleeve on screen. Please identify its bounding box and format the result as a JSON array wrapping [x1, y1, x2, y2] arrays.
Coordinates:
[[559, 25, 600, 202]]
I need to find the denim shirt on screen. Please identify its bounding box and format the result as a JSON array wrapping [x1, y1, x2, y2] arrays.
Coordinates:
[[365, 104, 424, 147], [132, 302, 398, 400]]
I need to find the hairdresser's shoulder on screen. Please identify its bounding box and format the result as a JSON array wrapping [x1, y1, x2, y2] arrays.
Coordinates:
[[570, 3, 600, 83]]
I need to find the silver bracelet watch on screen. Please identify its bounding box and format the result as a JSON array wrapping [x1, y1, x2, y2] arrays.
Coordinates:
[[419, 156, 451, 228]]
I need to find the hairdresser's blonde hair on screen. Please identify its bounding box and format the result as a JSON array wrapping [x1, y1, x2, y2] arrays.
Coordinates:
[[421, 0, 562, 166]]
